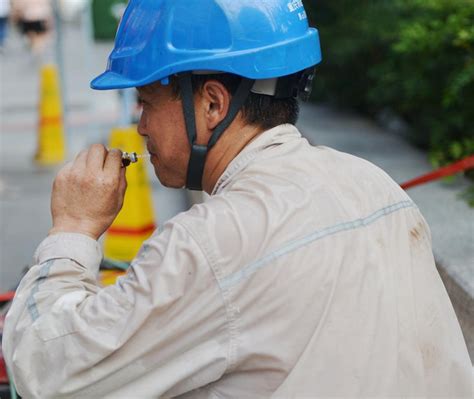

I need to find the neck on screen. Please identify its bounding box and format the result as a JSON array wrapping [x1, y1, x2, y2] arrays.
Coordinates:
[[202, 122, 263, 194]]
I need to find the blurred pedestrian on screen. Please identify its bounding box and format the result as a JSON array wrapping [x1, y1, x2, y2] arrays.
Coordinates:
[[0, 0, 10, 49], [11, 0, 52, 55]]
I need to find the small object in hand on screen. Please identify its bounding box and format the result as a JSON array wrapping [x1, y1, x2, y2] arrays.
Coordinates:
[[121, 152, 139, 167]]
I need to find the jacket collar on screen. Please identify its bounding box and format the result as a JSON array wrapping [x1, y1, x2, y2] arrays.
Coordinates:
[[212, 124, 302, 195]]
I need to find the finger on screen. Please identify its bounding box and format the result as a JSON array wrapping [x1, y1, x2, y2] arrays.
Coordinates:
[[117, 168, 128, 211], [119, 167, 127, 195], [73, 149, 88, 171], [54, 161, 74, 184], [61, 160, 74, 172], [86, 144, 108, 171], [103, 148, 123, 178]]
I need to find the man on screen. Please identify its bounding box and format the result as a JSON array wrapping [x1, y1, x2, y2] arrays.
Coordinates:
[[3, 0, 472, 397]]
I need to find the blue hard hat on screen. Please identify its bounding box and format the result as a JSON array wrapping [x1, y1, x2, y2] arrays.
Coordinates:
[[91, 0, 322, 90]]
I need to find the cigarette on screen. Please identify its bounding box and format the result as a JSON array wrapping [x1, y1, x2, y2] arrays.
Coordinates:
[[121, 152, 139, 167]]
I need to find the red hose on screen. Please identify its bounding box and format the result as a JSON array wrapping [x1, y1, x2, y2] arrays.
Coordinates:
[[400, 155, 474, 190], [0, 291, 15, 302]]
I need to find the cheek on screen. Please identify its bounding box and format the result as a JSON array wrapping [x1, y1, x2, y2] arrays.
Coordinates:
[[158, 110, 188, 151], [141, 101, 189, 155]]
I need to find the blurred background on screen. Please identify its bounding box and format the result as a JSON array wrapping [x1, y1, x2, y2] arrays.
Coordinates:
[[307, 0, 474, 202], [0, 0, 191, 291], [0, 0, 472, 366]]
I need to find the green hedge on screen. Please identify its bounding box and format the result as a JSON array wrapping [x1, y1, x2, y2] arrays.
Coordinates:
[[307, 0, 474, 171]]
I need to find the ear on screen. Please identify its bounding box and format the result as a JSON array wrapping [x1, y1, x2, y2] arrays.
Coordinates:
[[198, 80, 231, 131]]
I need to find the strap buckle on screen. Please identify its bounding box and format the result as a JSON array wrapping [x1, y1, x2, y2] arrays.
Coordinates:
[[186, 144, 208, 190]]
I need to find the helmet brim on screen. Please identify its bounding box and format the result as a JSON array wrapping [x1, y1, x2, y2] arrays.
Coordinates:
[[90, 71, 139, 90]]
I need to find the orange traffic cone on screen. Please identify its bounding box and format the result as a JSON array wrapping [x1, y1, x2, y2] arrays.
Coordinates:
[[35, 64, 66, 165], [104, 126, 156, 262]]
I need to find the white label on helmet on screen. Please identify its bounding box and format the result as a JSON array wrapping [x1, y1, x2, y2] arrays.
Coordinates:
[[287, 0, 304, 13], [298, 11, 307, 20]]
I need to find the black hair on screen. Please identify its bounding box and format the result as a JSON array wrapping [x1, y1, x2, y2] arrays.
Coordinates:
[[170, 73, 300, 131]]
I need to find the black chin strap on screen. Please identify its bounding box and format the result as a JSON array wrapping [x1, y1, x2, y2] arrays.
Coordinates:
[[178, 73, 255, 191]]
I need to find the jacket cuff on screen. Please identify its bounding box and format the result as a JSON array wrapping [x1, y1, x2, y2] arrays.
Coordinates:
[[34, 233, 103, 274]]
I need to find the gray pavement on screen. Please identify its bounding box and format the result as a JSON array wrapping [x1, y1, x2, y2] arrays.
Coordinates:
[[1, 20, 473, 362]]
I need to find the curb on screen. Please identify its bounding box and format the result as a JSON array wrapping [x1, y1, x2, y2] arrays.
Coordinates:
[[436, 261, 474, 364]]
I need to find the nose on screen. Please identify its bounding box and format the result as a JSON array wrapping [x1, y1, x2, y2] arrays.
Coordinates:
[[137, 112, 147, 137]]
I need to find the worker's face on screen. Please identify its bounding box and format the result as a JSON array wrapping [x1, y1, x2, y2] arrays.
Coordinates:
[[137, 83, 190, 188]]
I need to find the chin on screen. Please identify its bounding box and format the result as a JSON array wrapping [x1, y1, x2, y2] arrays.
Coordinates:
[[156, 170, 185, 189], [162, 181, 186, 189]]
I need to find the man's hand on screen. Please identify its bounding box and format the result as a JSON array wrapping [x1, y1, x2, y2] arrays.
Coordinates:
[[49, 145, 127, 240]]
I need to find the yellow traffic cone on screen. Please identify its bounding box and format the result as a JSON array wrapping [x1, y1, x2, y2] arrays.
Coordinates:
[[99, 270, 127, 286], [104, 126, 156, 262], [35, 64, 67, 165]]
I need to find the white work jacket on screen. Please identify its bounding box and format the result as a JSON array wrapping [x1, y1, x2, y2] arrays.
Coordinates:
[[3, 124, 472, 398]]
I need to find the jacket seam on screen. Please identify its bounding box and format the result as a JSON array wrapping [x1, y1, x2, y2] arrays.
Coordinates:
[[173, 219, 239, 374], [220, 200, 417, 290]]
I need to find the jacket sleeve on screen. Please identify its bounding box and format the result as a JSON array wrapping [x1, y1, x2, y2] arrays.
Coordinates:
[[2, 222, 230, 398]]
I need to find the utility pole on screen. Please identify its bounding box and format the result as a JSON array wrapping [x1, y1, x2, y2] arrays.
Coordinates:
[[52, 0, 69, 143]]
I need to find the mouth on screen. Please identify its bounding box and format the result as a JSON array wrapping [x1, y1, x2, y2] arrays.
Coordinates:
[[148, 151, 158, 163], [146, 145, 156, 157]]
